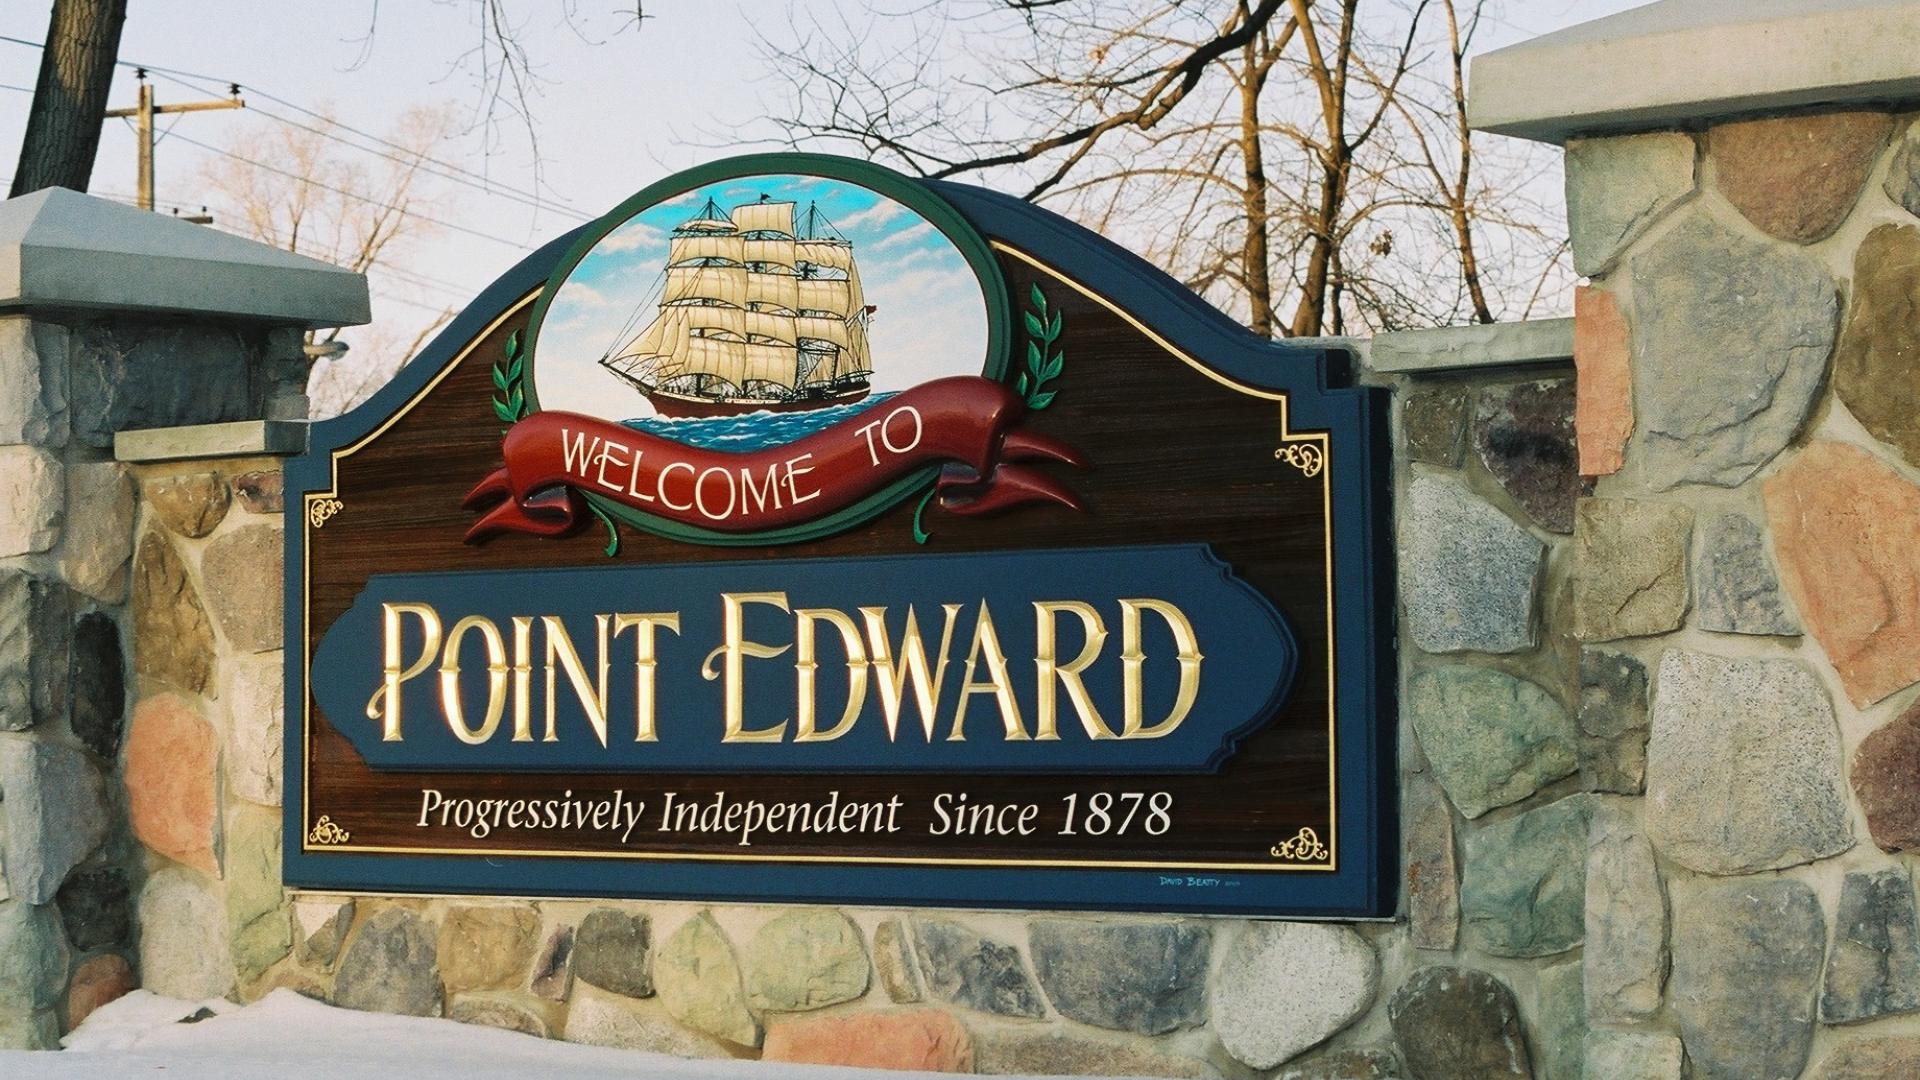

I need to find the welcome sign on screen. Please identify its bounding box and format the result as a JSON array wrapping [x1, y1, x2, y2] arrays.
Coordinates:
[[285, 154, 1393, 916]]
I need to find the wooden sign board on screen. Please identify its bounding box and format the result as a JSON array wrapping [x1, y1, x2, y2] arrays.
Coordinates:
[[285, 155, 1394, 917]]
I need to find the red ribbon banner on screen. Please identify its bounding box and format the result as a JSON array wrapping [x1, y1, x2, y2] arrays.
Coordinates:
[[463, 376, 1085, 542]]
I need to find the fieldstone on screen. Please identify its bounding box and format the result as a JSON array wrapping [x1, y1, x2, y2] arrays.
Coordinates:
[[0, 897, 69, 1011], [225, 806, 290, 980], [200, 524, 283, 652], [0, 1008, 58, 1050], [977, 1029, 1218, 1078], [0, 447, 62, 556], [1645, 650, 1853, 874], [224, 654, 282, 806], [1461, 795, 1592, 958], [913, 918, 1045, 1019], [123, 693, 220, 874], [1407, 665, 1575, 819], [1821, 868, 1920, 1024], [743, 909, 869, 1013], [294, 898, 353, 969], [1564, 131, 1696, 275], [528, 924, 573, 1000], [654, 911, 758, 1047], [1572, 498, 1691, 641], [131, 531, 215, 693], [137, 866, 232, 999], [1811, 1037, 1920, 1079], [1836, 225, 1920, 468], [232, 471, 284, 514], [334, 907, 442, 1017], [58, 462, 134, 604], [1578, 649, 1649, 793], [1273, 1048, 1400, 1080], [1534, 960, 1584, 1080], [56, 867, 130, 952], [1854, 700, 1920, 852], [265, 969, 330, 1003], [144, 472, 230, 539], [1406, 776, 1458, 951], [69, 612, 125, 758], [763, 1009, 973, 1072], [69, 320, 255, 449], [1209, 921, 1376, 1069], [1695, 511, 1798, 636], [0, 736, 109, 904], [65, 952, 134, 1029], [1472, 378, 1582, 533], [1629, 212, 1836, 487], [448, 998, 547, 1038], [1027, 919, 1207, 1035], [1670, 878, 1824, 1080], [0, 571, 71, 732], [572, 908, 652, 999], [1886, 117, 1920, 213], [1574, 286, 1632, 477], [1388, 966, 1531, 1079], [1402, 386, 1470, 467], [439, 904, 540, 992], [1583, 1030, 1684, 1080], [561, 984, 733, 1058], [1767, 441, 1920, 707], [873, 918, 922, 1002], [0, 317, 69, 448], [1399, 476, 1543, 654], [1585, 802, 1667, 1023], [1710, 110, 1891, 243]]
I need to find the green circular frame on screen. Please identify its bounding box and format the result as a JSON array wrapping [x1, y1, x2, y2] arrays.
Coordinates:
[[522, 153, 1011, 547]]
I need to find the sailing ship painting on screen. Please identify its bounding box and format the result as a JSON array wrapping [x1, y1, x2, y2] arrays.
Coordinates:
[[533, 171, 991, 447]]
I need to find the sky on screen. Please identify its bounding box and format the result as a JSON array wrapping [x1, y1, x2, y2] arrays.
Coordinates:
[[534, 172, 988, 420], [0, 0, 1653, 404]]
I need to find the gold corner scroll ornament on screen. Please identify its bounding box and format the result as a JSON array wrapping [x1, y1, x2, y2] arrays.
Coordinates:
[[306, 816, 352, 846], [1270, 827, 1330, 862], [1274, 441, 1325, 477], [307, 497, 344, 529]]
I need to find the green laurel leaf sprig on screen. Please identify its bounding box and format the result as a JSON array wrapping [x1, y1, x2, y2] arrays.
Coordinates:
[[1016, 283, 1064, 409], [491, 330, 528, 425]]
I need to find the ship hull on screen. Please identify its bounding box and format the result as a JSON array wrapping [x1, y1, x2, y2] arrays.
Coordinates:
[[645, 384, 871, 419]]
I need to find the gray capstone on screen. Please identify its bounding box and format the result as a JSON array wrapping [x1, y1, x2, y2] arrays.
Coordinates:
[[1461, 795, 1592, 958], [1399, 476, 1544, 654], [1565, 131, 1697, 276], [1408, 665, 1576, 820], [0, 736, 109, 905], [1208, 921, 1377, 1070], [1578, 649, 1649, 794], [912, 917, 1045, 1018], [1028, 918, 1208, 1035], [1671, 878, 1825, 1080], [1695, 511, 1799, 635], [1645, 650, 1853, 874], [1627, 211, 1836, 488], [1822, 867, 1920, 1025], [333, 907, 443, 1017], [1585, 800, 1667, 1023], [1583, 1030, 1684, 1080], [1388, 966, 1532, 1079], [0, 897, 69, 1011], [0, 571, 71, 733], [572, 908, 653, 999]]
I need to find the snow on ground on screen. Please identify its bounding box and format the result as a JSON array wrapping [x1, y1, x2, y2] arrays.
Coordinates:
[[1, 989, 1158, 1079]]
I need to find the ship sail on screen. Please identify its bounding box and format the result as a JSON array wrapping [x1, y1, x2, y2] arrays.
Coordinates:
[[599, 191, 879, 417]]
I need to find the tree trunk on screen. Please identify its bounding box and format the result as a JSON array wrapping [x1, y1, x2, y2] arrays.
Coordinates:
[[11, 0, 129, 198], [1238, 32, 1273, 337]]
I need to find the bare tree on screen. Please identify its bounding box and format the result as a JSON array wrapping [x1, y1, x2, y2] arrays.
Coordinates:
[[11, 0, 127, 196]]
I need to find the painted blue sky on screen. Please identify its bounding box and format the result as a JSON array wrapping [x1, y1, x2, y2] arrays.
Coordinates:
[[532, 173, 988, 420]]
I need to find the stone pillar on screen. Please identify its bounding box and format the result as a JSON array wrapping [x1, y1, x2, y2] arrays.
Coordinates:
[[1474, 4, 1920, 1078], [0, 188, 365, 1048]]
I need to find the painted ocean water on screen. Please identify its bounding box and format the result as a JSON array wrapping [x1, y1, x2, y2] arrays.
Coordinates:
[[623, 391, 899, 451]]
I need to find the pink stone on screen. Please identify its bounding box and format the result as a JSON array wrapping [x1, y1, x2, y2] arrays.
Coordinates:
[[123, 693, 220, 874], [762, 1010, 973, 1073], [1574, 286, 1631, 477], [1764, 441, 1920, 706], [1850, 700, 1920, 853], [66, 953, 135, 1029]]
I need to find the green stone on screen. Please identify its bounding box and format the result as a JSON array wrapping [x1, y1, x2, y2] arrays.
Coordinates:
[[742, 908, 868, 1012], [1462, 795, 1592, 957], [1409, 665, 1576, 819], [655, 912, 760, 1047], [225, 805, 291, 980]]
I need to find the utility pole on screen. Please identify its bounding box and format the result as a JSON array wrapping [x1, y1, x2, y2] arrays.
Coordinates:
[[103, 68, 243, 211]]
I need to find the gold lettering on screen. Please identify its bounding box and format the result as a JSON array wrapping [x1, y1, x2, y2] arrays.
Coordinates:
[[613, 612, 681, 742], [949, 601, 1028, 742], [860, 604, 960, 743], [704, 592, 792, 742], [1033, 601, 1116, 740], [366, 602, 442, 742], [439, 615, 507, 744], [794, 608, 869, 742], [1119, 598, 1204, 738], [509, 616, 533, 741], [543, 614, 612, 747]]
